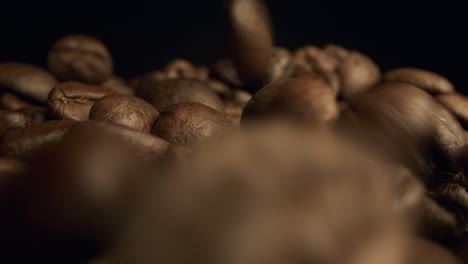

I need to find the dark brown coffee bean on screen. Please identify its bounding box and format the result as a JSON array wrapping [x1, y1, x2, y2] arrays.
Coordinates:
[[432, 183, 468, 232], [205, 79, 232, 99], [0, 110, 29, 135], [228, 0, 273, 87], [405, 238, 461, 264], [101, 76, 134, 95], [136, 78, 224, 112], [152, 102, 231, 145], [89, 94, 159, 133], [382, 67, 454, 95], [431, 107, 465, 176], [417, 195, 461, 239], [0, 93, 47, 124], [0, 62, 58, 103], [48, 34, 113, 84], [211, 59, 243, 87], [241, 77, 339, 125], [68, 121, 170, 162], [0, 120, 75, 160], [436, 93, 468, 129], [336, 51, 380, 99], [48, 81, 114, 121], [0, 125, 156, 263]]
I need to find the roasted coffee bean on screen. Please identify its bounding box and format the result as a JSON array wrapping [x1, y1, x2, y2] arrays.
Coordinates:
[[0, 120, 75, 160], [163, 58, 198, 79], [436, 93, 468, 129], [224, 102, 244, 127], [136, 78, 224, 112], [431, 107, 465, 176], [432, 183, 468, 231], [323, 44, 349, 60], [0, 93, 47, 124], [417, 195, 461, 240], [0, 62, 58, 103], [48, 81, 114, 121], [405, 238, 461, 264], [211, 59, 243, 87], [242, 77, 339, 125], [229, 88, 252, 106], [68, 121, 170, 162], [0, 126, 156, 263], [264, 47, 292, 84], [101, 76, 134, 95], [206, 79, 232, 99], [48, 34, 113, 84], [228, 0, 273, 88], [344, 82, 439, 183], [0, 110, 29, 135], [152, 102, 232, 145], [89, 94, 159, 133], [336, 51, 380, 99], [100, 122, 405, 264], [382, 67, 454, 95]]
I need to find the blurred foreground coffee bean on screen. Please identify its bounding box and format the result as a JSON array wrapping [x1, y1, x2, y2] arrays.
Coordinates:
[[0, 126, 154, 263], [382, 68, 454, 95], [405, 238, 461, 264], [0, 62, 58, 103], [48, 34, 113, 84], [99, 122, 406, 264], [152, 102, 232, 145], [89, 94, 159, 133], [101, 76, 134, 95], [227, 0, 273, 89], [136, 78, 224, 112], [48, 81, 114, 121], [242, 77, 339, 126], [436, 93, 468, 129], [69, 121, 170, 162], [0, 120, 75, 160], [0, 158, 26, 198]]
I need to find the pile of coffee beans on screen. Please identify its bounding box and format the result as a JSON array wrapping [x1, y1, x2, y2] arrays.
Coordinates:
[[1, 0, 467, 263]]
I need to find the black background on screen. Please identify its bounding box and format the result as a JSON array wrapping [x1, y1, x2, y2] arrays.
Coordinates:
[[1, 0, 466, 93]]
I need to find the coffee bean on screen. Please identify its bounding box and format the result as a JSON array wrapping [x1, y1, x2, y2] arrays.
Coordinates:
[[101, 122, 405, 264], [0, 120, 75, 160], [0, 62, 59, 103], [211, 59, 243, 87], [382, 67, 454, 95], [163, 58, 198, 79], [323, 44, 349, 60], [418, 195, 461, 240], [48, 34, 113, 84], [345, 82, 438, 181], [0, 110, 29, 135], [241, 77, 339, 125], [206, 79, 232, 100], [264, 47, 292, 84], [68, 121, 170, 162], [436, 93, 468, 129], [336, 51, 380, 99], [0, 93, 47, 124], [152, 102, 231, 145], [405, 238, 461, 264], [48, 81, 114, 121], [432, 183, 468, 232], [229, 89, 252, 106], [0, 126, 155, 263], [89, 94, 159, 133], [228, 0, 273, 88], [136, 78, 224, 112], [101, 76, 134, 96]]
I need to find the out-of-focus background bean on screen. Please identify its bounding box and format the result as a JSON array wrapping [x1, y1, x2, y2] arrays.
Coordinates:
[[0, 0, 465, 92]]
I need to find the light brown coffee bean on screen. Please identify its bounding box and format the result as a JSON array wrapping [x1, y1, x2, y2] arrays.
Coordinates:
[[89, 94, 159, 133], [382, 67, 454, 95], [48, 81, 114, 121], [0, 62, 58, 103], [152, 102, 231, 145]]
